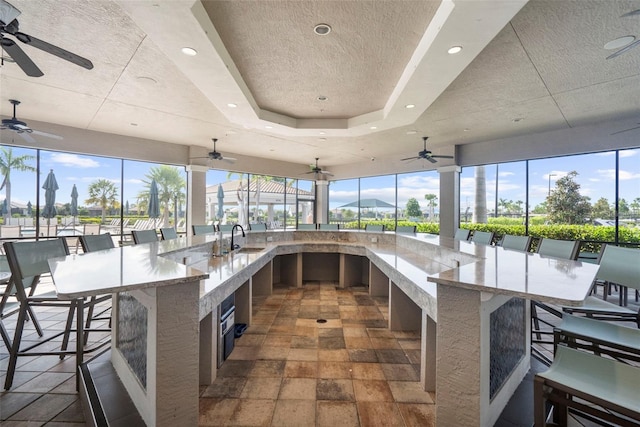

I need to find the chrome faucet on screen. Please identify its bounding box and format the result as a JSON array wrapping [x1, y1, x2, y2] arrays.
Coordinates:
[[230, 224, 245, 250]]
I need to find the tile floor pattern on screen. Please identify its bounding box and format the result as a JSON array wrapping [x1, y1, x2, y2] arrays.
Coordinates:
[[199, 283, 435, 426]]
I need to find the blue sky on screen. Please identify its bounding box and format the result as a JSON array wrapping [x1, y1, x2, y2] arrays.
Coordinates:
[[2, 146, 638, 214]]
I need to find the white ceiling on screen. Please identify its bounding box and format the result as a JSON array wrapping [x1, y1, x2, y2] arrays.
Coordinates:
[[1, 0, 639, 174]]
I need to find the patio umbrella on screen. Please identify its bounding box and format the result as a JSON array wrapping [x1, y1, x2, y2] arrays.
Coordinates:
[[26, 201, 32, 216], [70, 184, 79, 217], [42, 169, 59, 236], [217, 184, 224, 220], [148, 179, 160, 227], [2, 199, 8, 221], [339, 198, 395, 219]]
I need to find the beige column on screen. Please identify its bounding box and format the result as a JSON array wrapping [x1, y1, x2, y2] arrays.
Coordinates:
[[186, 165, 209, 237], [438, 165, 461, 239]]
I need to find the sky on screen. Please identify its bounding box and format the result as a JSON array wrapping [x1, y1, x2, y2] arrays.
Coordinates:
[[2, 146, 638, 215]]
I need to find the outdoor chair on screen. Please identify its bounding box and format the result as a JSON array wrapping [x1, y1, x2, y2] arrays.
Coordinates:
[[454, 228, 470, 240], [395, 225, 416, 233], [365, 224, 385, 232], [297, 224, 316, 230], [531, 238, 581, 360], [77, 233, 114, 344], [217, 224, 235, 235], [534, 345, 640, 427], [319, 223, 339, 230], [470, 230, 494, 245], [500, 234, 532, 252], [249, 223, 267, 231], [83, 224, 101, 235], [132, 229, 159, 244], [193, 224, 215, 236], [160, 227, 178, 240], [2, 238, 109, 389], [0, 225, 21, 239]]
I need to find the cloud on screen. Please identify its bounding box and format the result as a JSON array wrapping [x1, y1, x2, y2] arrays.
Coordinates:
[[498, 171, 515, 177], [596, 169, 640, 180], [397, 174, 440, 188], [542, 171, 569, 181], [50, 153, 100, 168], [620, 149, 638, 158]]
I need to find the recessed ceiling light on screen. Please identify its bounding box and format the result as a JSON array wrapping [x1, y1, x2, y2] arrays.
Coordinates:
[[227, 103, 237, 108], [604, 36, 635, 50], [463, 128, 470, 132], [448, 46, 463, 54], [319, 131, 326, 135], [405, 104, 415, 109], [314, 24, 332, 36], [181, 47, 197, 56], [370, 126, 377, 130], [317, 95, 328, 101], [406, 130, 418, 135], [265, 125, 273, 129], [318, 138, 327, 142]]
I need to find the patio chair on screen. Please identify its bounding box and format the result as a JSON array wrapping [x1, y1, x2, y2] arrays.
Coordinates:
[[193, 224, 215, 236], [365, 224, 385, 232], [297, 224, 317, 230], [249, 223, 267, 231], [319, 223, 339, 230], [470, 230, 494, 245], [454, 228, 470, 240], [500, 234, 532, 252], [0, 225, 21, 239], [217, 224, 234, 234], [395, 225, 416, 233], [2, 238, 109, 389], [531, 238, 580, 357], [160, 227, 178, 240], [132, 229, 159, 244]]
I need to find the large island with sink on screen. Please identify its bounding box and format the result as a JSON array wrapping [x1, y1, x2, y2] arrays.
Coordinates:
[[48, 230, 599, 427]]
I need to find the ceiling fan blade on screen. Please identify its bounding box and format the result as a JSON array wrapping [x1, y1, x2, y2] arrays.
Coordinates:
[[611, 124, 640, 136], [31, 129, 63, 140], [430, 155, 454, 159], [19, 131, 35, 143], [0, 36, 43, 76], [222, 157, 236, 164], [621, 9, 640, 17], [401, 156, 419, 161], [14, 31, 93, 69], [425, 157, 438, 164], [606, 38, 640, 59]]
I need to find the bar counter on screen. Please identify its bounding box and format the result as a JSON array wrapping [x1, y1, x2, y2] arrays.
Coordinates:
[[48, 230, 599, 427]]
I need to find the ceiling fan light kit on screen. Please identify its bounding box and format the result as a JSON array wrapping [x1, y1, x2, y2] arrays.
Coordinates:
[[306, 157, 333, 177], [190, 138, 237, 164]]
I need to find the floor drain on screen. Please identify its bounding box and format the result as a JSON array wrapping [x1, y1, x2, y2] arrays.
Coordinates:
[[316, 319, 327, 324]]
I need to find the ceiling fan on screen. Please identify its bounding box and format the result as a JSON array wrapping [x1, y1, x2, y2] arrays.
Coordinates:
[[1, 99, 63, 143], [191, 138, 236, 164], [306, 158, 333, 176], [401, 136, 453, 163], [606, 9, 640, 60], [0, 0, 93, 77]]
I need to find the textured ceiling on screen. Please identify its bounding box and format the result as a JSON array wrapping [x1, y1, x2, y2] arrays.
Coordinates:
[[1, 0, 639, 172]]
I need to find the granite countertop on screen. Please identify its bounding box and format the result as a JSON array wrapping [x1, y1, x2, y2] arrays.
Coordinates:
[[48, 230, 599, 312]]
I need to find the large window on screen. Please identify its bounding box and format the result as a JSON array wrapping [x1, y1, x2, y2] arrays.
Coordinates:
[[397, 170, 439, 232], [296, 179, 315, 228], [358, 175, 396, 230], [328, 179, 358, 227]]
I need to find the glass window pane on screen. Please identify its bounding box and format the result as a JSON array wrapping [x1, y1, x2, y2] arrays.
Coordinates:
[[0, 145, 38, 236], [359, 175, 396, 230], [397, 170, 439, 233], [206, 169, 230, 226], [297, 179, 315, 227], [493, 161, 527, 235], [329, 179, 358, 226], [618, 148, 640, 246], [460, 165, 496, 227]]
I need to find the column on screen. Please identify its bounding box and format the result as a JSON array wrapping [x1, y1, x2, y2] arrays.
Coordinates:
[[315, 179, 329, 224], [186, 164, 209, 236], [438, 165, 461, 239]]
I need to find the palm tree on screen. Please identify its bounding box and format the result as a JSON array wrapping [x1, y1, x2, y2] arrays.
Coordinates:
[[424, 193, 438, 222], [140, 165, 186, 227], [473, 165, 487, 223], [0, 147, 36, 223], [86, 179, 119, 224]]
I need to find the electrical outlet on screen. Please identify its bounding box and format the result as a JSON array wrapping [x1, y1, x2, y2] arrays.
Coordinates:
[[371, 237, 378, 243], [266, 236, 273, 242]]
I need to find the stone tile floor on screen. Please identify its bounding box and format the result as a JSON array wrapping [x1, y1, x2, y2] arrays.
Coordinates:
[[1, 279, 637, 426]]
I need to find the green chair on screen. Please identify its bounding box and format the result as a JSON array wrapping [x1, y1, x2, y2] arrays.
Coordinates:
[[79, 233, 115, 253], [160, 227, 178, 240], [217, 224, 234, 234], [319, 223, 339, 230], [454, 228, 470, 240], [470, 230, 494, 245], [192, 224, 215, 236], [297, 224, 316, 230], [249, 223, 267, 231], [132, 229, 159, 244], [365, 224, 385, 232], [395, 225, 416, 234], [500, 234, 532, 252]]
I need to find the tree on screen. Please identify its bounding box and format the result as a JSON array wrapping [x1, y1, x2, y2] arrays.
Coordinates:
[[140, 165, 186, 227], [0, 147, 36, 222], [631, 197, 640, 217], [532, 202, 548, 214], [618, 198, 630, 216], [546, 171, 591, 224], [473, 165, 487, 223], [86, 179, 119, 224], [406, 198, 422, 218], [591, 197, 613, 219], [424, 193, 438, 222]]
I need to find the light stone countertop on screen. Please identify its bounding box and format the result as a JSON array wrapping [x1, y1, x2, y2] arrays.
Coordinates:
[[48, 230, 600, 319]]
